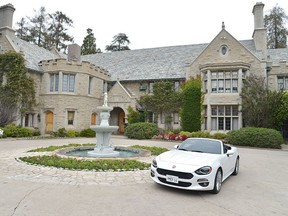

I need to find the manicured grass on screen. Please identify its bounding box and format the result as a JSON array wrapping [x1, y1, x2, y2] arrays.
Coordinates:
[[130, 145, 168, 155], [27, 143, 94, 152], [22, 144, 169, 171]]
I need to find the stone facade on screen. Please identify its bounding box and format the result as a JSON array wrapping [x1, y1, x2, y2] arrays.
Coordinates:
[[0, 2, 288, 134]]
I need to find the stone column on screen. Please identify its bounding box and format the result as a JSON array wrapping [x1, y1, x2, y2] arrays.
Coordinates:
[[59, 71, 63, 93]]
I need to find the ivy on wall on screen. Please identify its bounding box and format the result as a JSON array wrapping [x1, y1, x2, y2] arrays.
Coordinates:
[[0, 51, 36, 126], [180, 76, 202, 132]]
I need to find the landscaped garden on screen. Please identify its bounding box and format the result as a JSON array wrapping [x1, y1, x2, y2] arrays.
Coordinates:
[[20, 144, 168, 172]]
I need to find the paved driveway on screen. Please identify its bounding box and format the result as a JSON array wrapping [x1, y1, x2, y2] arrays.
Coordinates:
[[0, 136, 287, 216]]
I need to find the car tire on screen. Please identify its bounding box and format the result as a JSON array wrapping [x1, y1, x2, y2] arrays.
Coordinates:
[[232, 157, 239, 176], [211, 169, 222, 194]]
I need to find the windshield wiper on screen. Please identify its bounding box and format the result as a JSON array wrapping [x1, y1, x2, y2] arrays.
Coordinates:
[[178, 148, 188, 151], [190, 150, 203, 153]]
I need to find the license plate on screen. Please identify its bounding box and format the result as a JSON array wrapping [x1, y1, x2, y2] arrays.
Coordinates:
[[166, 175, 179, 183]]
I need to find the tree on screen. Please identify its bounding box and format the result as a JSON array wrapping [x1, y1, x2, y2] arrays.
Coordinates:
[[81, 28, 101, 55], [15, 18, 32, 42], [241, 74, 285, 129], [46, 11, 74, 52], [0, 52, 36, 127], [180, 76, 202, 132], [105, 33, 130, 52], [16, 7, 74, 52], [28, 7, 49, 48], [137, 81, 181, 130], [127, 106, 144, 124], [264, 5, 288, 48]]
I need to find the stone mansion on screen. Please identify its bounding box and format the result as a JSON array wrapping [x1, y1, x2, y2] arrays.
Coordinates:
[[0, 2, 287, 135]]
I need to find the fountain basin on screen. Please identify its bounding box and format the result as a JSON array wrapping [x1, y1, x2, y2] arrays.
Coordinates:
[[55, 146, 151, 159]]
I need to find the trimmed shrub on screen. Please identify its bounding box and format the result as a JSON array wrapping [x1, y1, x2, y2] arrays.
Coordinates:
[[53, 128, 67, 137], [212, 132, 227, 140], [125, 122, 159, 139], [179, 131, 193, 137], [226, 127, 283, 149], [190, 131, 211, 138], [3, 124, 33, 137], [67, 130, 79, 138], [80, 128, 96, 137]]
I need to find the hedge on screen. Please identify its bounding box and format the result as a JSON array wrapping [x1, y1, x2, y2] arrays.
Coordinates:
[[125, 122, 159, 139], [226, 127, 283, 149]]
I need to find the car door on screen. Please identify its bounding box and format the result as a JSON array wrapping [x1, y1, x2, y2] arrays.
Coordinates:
[[221, 144, 235, 179]]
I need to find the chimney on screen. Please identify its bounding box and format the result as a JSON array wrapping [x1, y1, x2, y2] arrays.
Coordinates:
[[252, 2, 267, 60], [67, 44, 81, 61], [0, 3, 16, 37]]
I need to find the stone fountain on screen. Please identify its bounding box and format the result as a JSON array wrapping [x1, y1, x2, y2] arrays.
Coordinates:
[[87, 93, 120, 157]]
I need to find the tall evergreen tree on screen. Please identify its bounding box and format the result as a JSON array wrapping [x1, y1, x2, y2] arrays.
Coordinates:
[[47, 11, 74, 52], [105, 33, 130, 52], [264, 5, 288, 48], [15, 18, 32, 42], [81, 28, 101, 55], [180, 77, 202, 132], [28, 7, 49, 48], [16, 7, 74, 52]]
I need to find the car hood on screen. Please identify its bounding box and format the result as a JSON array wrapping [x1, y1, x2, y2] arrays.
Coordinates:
[[158, 149, 219, 167]]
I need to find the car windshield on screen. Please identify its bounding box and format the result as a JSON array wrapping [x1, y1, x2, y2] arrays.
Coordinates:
[[178, 138, 222, 154]]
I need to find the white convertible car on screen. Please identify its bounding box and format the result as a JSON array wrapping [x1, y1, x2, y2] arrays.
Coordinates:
[[151, 138, 239, 194]]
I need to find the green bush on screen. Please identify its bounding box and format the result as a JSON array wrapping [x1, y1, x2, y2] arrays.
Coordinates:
[[212, 132, 227, 140], [179, 131, 192, 137], [80, 128, 96, 137], [125, 122, 159, 139], [226, 127, 283, 149], [20, 155, 150, 171], [190, 131, 211, 138], [53, 128, 68, 137], [2, 124, 33, 137], [67, 130, 79, 138]]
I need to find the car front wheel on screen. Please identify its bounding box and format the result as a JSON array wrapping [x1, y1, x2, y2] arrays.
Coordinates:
[[232, 157, 239, 176], [211, 169, 222, 194]]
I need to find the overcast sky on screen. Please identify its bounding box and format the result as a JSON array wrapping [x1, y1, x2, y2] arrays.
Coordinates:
[[2, 0, 288, 51]]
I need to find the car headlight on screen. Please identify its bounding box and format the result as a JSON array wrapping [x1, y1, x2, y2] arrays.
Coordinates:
[[152, 158, 157, 168], [195, 166, 212, 175]]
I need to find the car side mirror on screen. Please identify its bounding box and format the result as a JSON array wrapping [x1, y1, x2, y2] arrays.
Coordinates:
[[226, 150, 234, 157], [174, 145, 179, 149]]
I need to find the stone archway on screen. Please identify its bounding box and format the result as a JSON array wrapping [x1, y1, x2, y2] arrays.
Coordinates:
[[110, 107, 125, 134]]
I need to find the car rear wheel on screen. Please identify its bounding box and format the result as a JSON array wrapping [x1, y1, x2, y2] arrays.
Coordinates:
[[211, 169, 222, 194], [232, 157, 239, 176]]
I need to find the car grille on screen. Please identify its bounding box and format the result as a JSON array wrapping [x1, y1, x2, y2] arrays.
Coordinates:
[[156, 168, 193, 179], [158, 177, 192, 187]]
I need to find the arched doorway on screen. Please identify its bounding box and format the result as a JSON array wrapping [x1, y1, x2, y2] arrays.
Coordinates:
[[110, 107, 125, 134], [45, 111, 54, 133]]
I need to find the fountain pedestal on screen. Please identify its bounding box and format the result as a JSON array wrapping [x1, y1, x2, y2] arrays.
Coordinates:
[[87, 104, 119, 157]]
